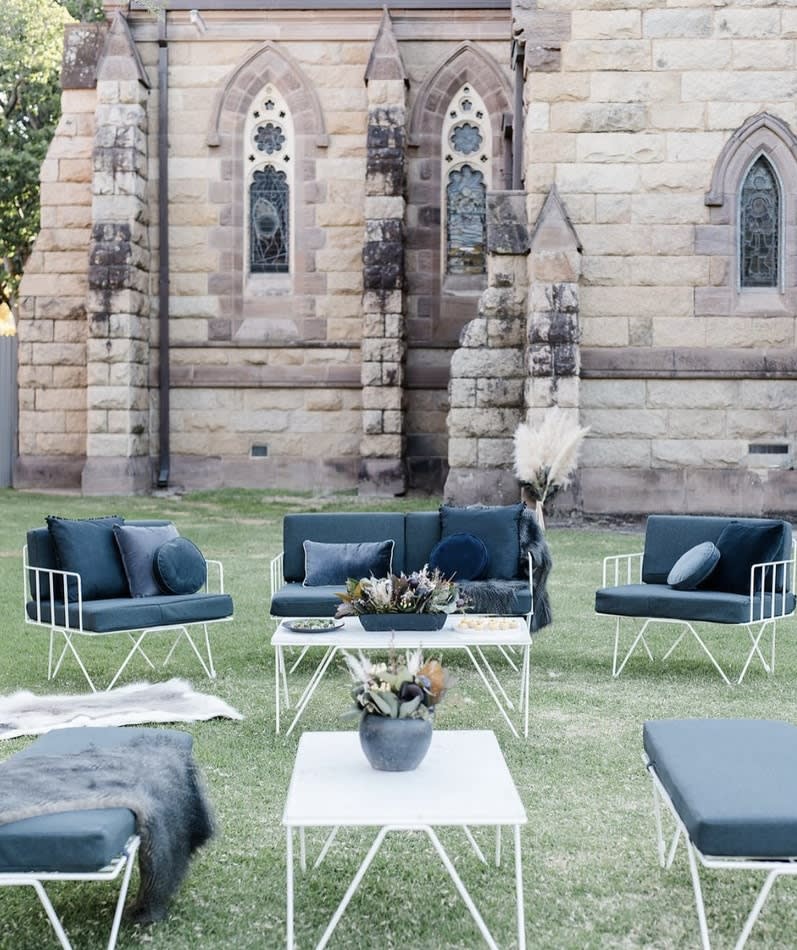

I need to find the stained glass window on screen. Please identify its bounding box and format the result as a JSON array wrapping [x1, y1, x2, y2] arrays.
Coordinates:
[[740, 156, 779, 289], [254, 122, 285, 154], [250, 167, 289, 273], [446, 164, 486, 275], [450, 123, 482, 155]]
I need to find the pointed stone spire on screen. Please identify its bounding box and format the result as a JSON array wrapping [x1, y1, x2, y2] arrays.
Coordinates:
[[365, 8, 407, 85], [97, 12, 150, 88]]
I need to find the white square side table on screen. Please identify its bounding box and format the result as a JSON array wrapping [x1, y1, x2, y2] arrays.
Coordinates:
[[283, 729, 527, 950]]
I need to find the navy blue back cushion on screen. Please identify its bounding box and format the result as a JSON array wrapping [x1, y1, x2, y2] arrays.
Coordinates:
[[283, 513, 406, 582], [429, 533, 489, 581], [302, 540, 394, 586], [46, 516, 127, 601], [705, 521, 786, 595], [404, 511, 441, 573], [113, 523, 179, 597], [642, 516, 792, 591], [440, 504, 524, 580]]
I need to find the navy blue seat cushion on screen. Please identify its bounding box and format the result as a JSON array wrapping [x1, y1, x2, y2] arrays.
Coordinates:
[[302, 539, 394, 587], [271, 584, 345, 618], [46, 516, 127, 602], [0, 727, 191, 874], [154, 537, 207, 595], [282, 513, 406, 582], [644, 719, 797, 858], [667, 542, 720, 590], [706, 521, 786, 595], [26, 592, 233, 633], [113, 523, 179, 597], [428, 533, 489, 581], [440, 504, 524, 580], [595, 583, 796, 625]]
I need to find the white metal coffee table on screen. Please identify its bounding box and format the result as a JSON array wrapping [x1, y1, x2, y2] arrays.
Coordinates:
[[283, 729, 527, 950], [272, 615, 531, 739]]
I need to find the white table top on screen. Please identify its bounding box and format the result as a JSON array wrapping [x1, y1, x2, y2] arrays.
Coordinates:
[[272, 615, 530, 648], [282, 730, 527, 828]]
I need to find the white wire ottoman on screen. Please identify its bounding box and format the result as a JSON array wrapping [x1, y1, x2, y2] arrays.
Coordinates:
[[643, 718, 797, 949]]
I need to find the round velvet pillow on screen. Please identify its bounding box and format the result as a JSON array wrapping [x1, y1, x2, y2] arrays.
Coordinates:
[[428, 532, 489, 581], [154, 537, 207, 595], [666, 541, 720, 591]]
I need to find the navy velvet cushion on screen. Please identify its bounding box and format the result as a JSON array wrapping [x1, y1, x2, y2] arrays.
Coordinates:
[[302, 539, 394, 587], [667, 542, 720, 590], [706, 521, 785, 595], [46, 515, 127, 601], [439, 503, 524, 580], [154, 537, 207, 595], [428, 533, 489, 581], [113, 523, 179, 597]]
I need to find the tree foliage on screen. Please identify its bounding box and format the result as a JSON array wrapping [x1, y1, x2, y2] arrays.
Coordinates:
[[0, 0, 74, 312]]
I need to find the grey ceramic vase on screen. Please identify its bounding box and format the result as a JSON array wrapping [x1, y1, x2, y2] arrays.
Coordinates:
[[358, 713, 433, 771]]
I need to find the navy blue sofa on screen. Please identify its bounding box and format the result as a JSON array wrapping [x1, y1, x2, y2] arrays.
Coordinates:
[[24, 520, 233, 692], [596, 515, 795, 684], [269, 510, 549, 630]]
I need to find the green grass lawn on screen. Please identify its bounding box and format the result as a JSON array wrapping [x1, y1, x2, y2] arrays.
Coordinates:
[[0, 488, 794, 949]]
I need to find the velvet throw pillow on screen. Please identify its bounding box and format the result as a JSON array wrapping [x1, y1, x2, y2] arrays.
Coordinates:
[[302, 540, 394, 587], [705, 521, 786, 595], [154, 537, 207, 595], [429, 533, 489, 581], [666, 542, 720, 591], [113, 523, 179, 597], [46, 515, 127, 602], [439, 503, 524, 580]]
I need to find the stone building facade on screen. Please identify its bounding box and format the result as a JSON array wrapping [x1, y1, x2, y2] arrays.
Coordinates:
[[14, 0, 797, 514]]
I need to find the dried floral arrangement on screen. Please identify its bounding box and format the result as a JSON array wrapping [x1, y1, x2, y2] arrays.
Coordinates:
[[513, 407, 590, 504], [335, 566, 465, 618], [343, 649, 448, 720]]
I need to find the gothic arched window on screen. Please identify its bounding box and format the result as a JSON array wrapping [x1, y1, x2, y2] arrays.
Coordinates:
[[244, 84, 293, 274], [442, 84, 492, 276], [739, 155, 780, 289]]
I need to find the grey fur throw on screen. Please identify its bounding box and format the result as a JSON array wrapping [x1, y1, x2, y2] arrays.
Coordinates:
[[459, 507, 553, 632], [0, 733, 214, 923]]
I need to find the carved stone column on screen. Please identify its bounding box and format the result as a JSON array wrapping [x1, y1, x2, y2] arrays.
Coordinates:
[[444, 192, 529, 505], [359, 10, 408, 495], [82, 13, 152, 494]]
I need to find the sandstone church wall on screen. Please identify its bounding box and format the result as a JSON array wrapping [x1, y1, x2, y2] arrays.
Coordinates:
[[518, 0, 797, 514]]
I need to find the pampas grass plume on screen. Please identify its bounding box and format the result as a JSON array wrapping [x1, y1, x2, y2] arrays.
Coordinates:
[[513, 408, 590, 502]]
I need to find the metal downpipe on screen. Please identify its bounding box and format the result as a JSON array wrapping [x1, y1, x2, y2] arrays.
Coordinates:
[[157, 10, 170, 487]]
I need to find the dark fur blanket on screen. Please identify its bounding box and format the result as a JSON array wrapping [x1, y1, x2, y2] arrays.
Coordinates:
[[0, 734, 214, 923], [460, 508, 553, 632]]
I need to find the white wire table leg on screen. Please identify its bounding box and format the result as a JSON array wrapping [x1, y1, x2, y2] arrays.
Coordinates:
[[275, 646, 282, 734], [514, 824, 526, 950], [685, 837, 712, 950], [286, 648, 339, 738], [286, 827, 294, 950], [281, 647, 291, 709], [495, 826, 501, 867], [666, 826, 681, 869], [735, 870, 779, 950], [299, 827, 306, 874], [463, 826, 487, 864], [31, 881, 72, 950], [295, 647, 335, 710], [497, 644, 519, 672], [475, 646, 515, 710], [424, 826, 500, 950], [289, 646, 311, 675], [523, 644, 530, 739], [315, 827, 389, 950], [313, 826, 339, 870], [463, 647, 519, 739]]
